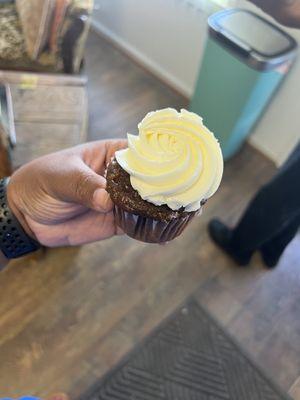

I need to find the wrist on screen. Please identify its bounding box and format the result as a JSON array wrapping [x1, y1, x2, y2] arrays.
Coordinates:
[[6, 180, 37, 241], [0, 178, 41, 259]]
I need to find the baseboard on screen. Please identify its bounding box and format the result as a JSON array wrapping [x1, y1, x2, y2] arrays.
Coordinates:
[[90, 20, 278, 166], [249, 136, 281, 166], [91, 19, 192, 99]]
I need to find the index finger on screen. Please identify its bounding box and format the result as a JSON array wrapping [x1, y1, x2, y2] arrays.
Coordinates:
[[80, 139, 128, 175]]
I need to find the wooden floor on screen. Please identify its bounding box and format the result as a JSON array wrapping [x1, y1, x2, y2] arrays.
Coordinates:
[[0, 30, 300, 398]]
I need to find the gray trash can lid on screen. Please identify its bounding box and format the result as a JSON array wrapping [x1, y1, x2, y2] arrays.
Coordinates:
[[208, 9, 298, 71]]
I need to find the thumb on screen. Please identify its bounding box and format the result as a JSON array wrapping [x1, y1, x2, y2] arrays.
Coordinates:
[[63, 162, 113, 212]]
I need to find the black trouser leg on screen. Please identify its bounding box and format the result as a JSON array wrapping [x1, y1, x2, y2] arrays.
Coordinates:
[[260, 214, 300, 266], [229, 143, 300, 258]]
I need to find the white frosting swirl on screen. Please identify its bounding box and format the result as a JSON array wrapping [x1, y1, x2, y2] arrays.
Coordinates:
[[115, 108, 223, 212]]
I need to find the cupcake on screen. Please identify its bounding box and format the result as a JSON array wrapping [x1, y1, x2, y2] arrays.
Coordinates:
[[106, 108, 223, 243]]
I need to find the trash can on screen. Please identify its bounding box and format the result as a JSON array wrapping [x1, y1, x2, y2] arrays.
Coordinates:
[[190, 9, 298, 160]]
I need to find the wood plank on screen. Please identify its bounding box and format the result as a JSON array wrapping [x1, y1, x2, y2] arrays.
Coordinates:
[[0, 30, 299, 398], [7, 80, 88, 168], [0, 70, 87, 87], [85, 30, 187, 142], [11, 122, 84, 167], [10, 85, 88, 124], [194, 234, 300, 391]]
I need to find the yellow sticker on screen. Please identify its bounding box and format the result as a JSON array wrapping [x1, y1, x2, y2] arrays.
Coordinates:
[[20, 74, 38, 89]]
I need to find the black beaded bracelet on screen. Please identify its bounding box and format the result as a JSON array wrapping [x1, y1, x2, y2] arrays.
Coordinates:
[[0, 178, 41, 259]]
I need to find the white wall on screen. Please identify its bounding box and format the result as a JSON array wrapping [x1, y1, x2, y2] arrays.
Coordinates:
[[92, 0, 209, 97], [92, 0, 299, 165]]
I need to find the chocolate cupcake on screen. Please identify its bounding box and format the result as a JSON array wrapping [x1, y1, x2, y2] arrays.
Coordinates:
[[106, 108, 223, 243]]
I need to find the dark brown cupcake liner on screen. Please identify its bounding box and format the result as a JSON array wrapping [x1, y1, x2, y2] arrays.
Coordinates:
[[114, 204, 196, 243]]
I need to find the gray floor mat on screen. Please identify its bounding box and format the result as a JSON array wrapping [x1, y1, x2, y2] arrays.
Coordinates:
[[81, 298, 291, 400]]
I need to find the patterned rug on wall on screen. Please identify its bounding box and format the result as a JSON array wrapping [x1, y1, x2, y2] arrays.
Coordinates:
[[80, 298, 291, 400]]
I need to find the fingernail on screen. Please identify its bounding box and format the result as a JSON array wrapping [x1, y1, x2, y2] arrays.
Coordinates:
[[93, 189, 113, 212]]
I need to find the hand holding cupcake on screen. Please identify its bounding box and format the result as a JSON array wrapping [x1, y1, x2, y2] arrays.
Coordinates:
[[106, 108, 223, 243]]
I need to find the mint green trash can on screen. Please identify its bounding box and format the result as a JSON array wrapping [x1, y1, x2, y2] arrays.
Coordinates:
[[190, 9, 298, 160]]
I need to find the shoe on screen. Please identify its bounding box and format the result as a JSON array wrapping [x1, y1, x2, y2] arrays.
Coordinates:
[[260, 248, 280, 268], [208, 219, 251, 266]]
